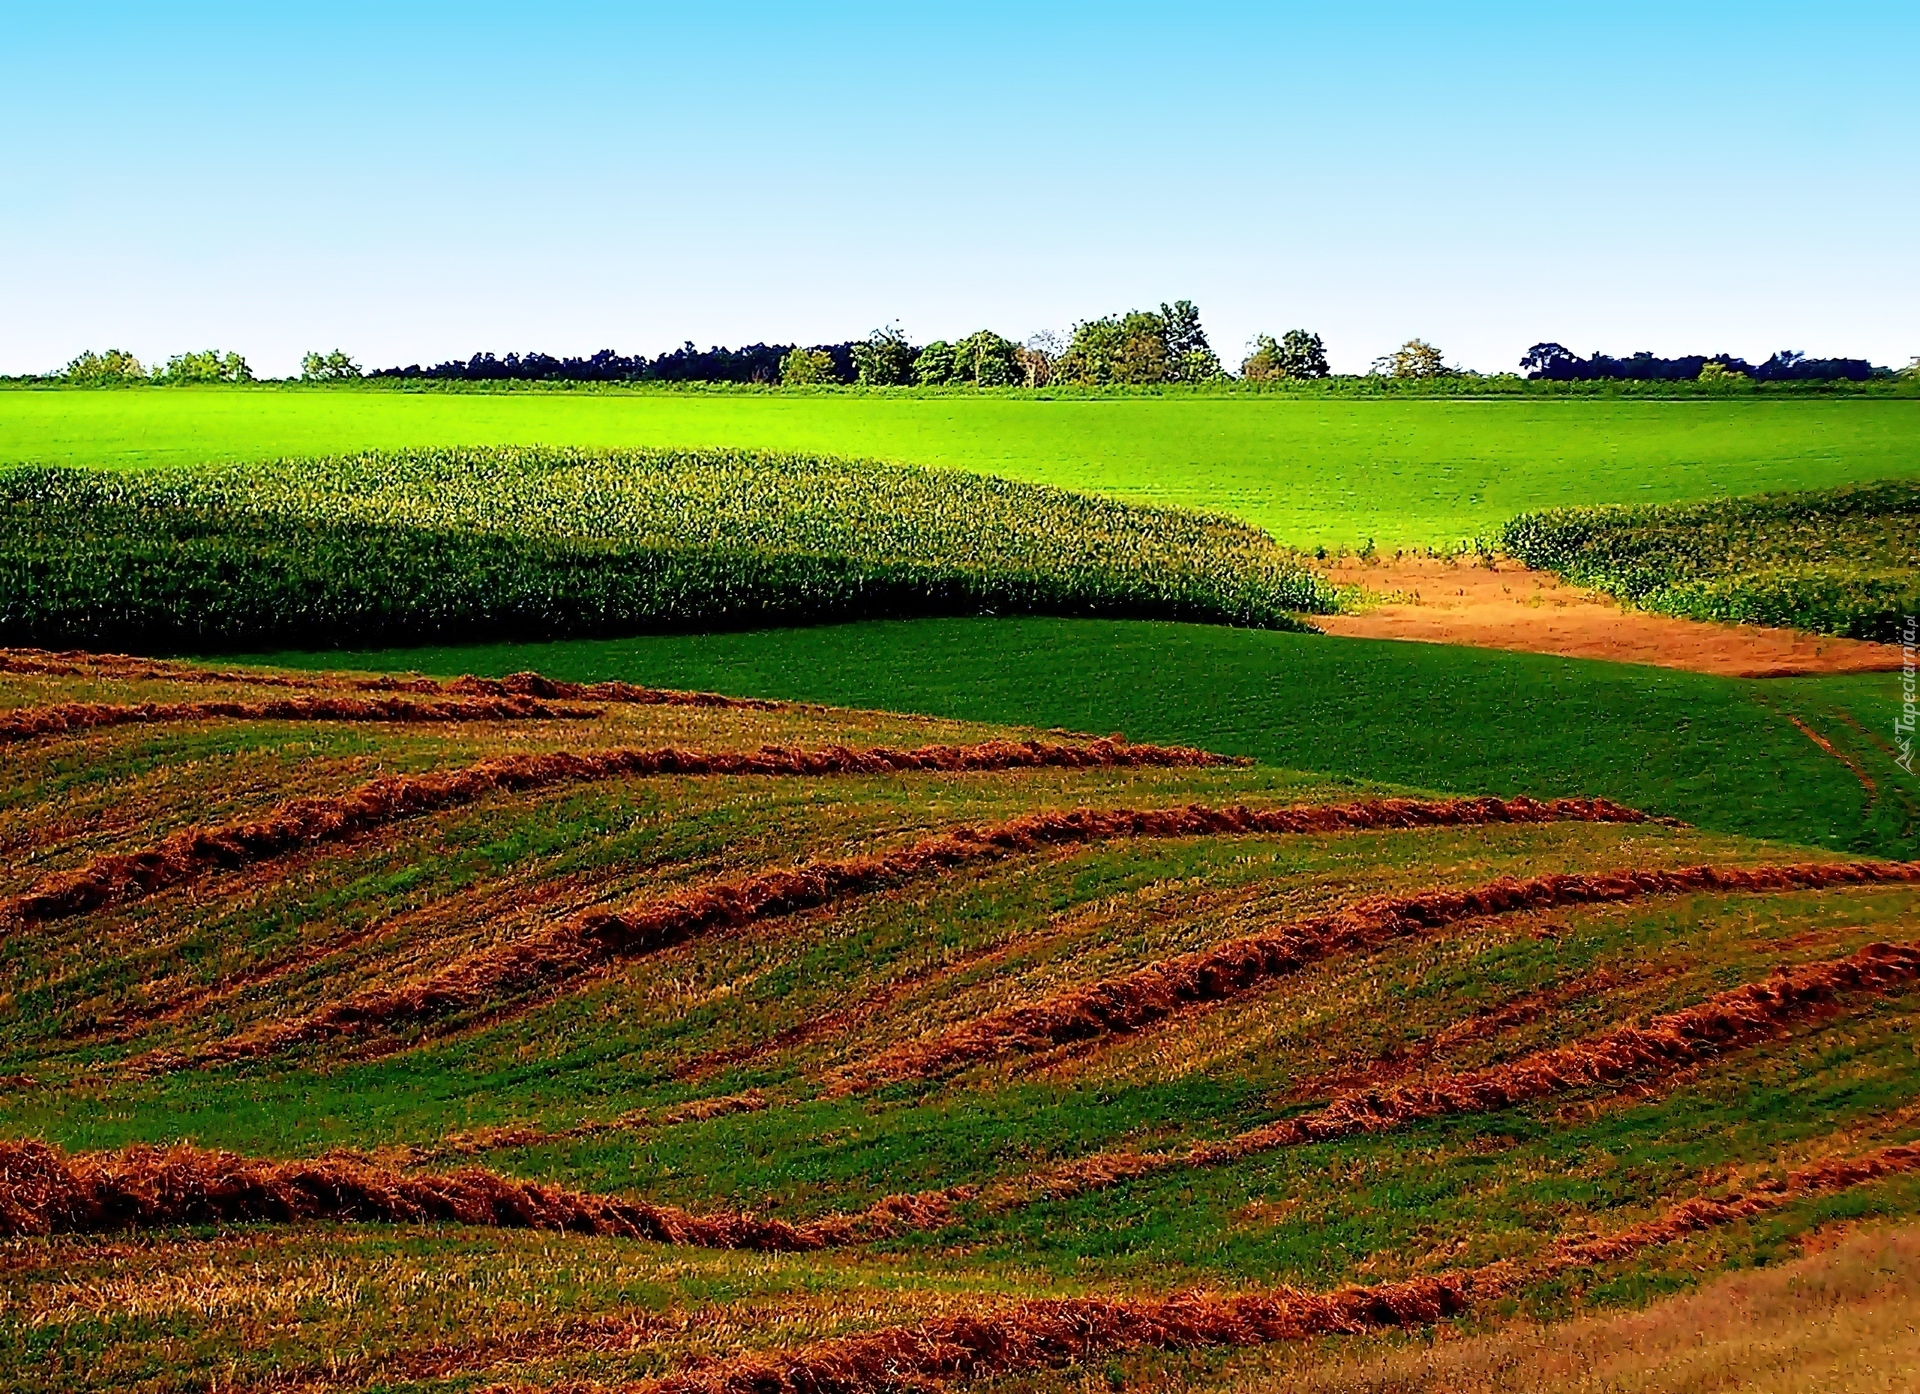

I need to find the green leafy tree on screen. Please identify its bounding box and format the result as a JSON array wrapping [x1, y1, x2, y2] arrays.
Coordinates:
[[956, 330, 1021, 386], [1161, 300, 1221, 382], [1058, 310, 1170, 385], [1696, 360, 1751, 389], [1373, 339, 1450, 378], [157, 350, 253, 384], [778, 347, 836, 386], [1278, 329, 1329, 379], [1242, 330, 1330, 381], [850, 326, 917, 386], [300, 350, 361, 382], [1241, 335, 1284, 381], [910, 332, 1021, 387], [62, 349, 147, 385], [913, 340, 957, 385]]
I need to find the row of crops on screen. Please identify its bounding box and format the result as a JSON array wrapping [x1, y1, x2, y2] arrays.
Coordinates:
[[0, 449, 1333, 649], [1501, 480, 1920, 642]]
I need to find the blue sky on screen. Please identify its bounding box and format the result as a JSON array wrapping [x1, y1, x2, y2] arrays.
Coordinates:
[[2, 2, 1915, 376]]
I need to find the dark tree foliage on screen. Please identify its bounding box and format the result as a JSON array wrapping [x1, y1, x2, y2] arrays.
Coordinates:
[[1521, 343, 1876, 382], [370, 342, 858, 385]]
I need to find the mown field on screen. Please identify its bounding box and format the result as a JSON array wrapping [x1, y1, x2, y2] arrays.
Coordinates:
[[266, 618, 1918, 861], [3, 385, 1917, 547], [1, 651, 1918, 1394]]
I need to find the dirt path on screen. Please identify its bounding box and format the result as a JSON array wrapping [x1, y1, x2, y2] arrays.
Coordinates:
[[1317, 557, 1903, 678]]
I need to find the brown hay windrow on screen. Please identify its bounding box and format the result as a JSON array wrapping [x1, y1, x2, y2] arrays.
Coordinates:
[[0, 1139, 961, 1251], [0, 647, 784, 709], [619, 1142, 1920, 1394], [418, 1091, 771, 1164], [164, 796, 1660, 1069], [843, 859, 1920, 1094], [1274, 966, 1648, 1105], [408, 670, 786, 710], [0, 694, 602, 744], [8, 737, 1230, 925], [1016, 938, 1920, 1204]]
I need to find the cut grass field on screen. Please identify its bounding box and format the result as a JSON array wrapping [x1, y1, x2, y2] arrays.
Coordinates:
[[261, 616, 1920, 860], [4, 385, 1917, 547], [1, 650, 1917, 1392]]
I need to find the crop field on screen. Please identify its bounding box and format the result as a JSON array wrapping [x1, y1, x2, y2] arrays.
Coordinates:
[[1504, 479, 1920, 641], [1, 650, 1918, 1392], [2, 385, 1917, 547], [0, 450, 1325, 649]]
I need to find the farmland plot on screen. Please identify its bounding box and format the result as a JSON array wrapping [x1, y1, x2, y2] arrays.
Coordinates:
[[1, 650, 1916, 1392]]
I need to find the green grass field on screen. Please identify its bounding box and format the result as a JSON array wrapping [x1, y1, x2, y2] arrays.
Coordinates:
[[263, 618, 1916, 859], [6, 385, 1917, 547]]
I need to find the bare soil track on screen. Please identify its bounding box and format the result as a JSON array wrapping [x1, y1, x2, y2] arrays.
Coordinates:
[[158, 796, 1659, 1069], [846, 860, 1920, 1092], [1318, 557, 1904, 678], [9, 736, 1227, 924]]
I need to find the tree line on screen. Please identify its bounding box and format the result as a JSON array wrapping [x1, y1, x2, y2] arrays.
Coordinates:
[[1520, 344, 1880, 383], [43, 311, 1912, 388]]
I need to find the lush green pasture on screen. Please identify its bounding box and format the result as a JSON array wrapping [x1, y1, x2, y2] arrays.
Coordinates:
[[265, 618, 1917, 858], [5, 385, 1917, 547], [1505, 479, 1920, 641]]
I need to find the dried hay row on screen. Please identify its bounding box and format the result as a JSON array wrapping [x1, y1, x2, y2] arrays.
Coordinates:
[[0, 1137, 958, 1251], [415, 1091, 771, 1164], [9, 737, 1229, 925], [845, 859, 1920, 1093], [1274, 966, 1646, 1105], [0, 694, 601, 744], [0, 647, 783, 708], [1016, 938, 1920, 1200], [164, 796, 1657, 1069], [625, 1142, 1920, 1394]]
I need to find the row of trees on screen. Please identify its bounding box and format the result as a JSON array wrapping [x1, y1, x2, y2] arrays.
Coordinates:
[[53, 326, 1909, 389], [62, 349, 254, 385], [827, 304, 1332, 389], [1520, 343, 1879, 383]]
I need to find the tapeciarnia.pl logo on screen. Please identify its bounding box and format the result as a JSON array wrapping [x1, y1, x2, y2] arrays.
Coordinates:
[[1898, 616, 1917, 774]]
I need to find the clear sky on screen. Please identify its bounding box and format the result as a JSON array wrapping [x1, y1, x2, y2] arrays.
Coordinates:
[[3, 2, 1915, 378]]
